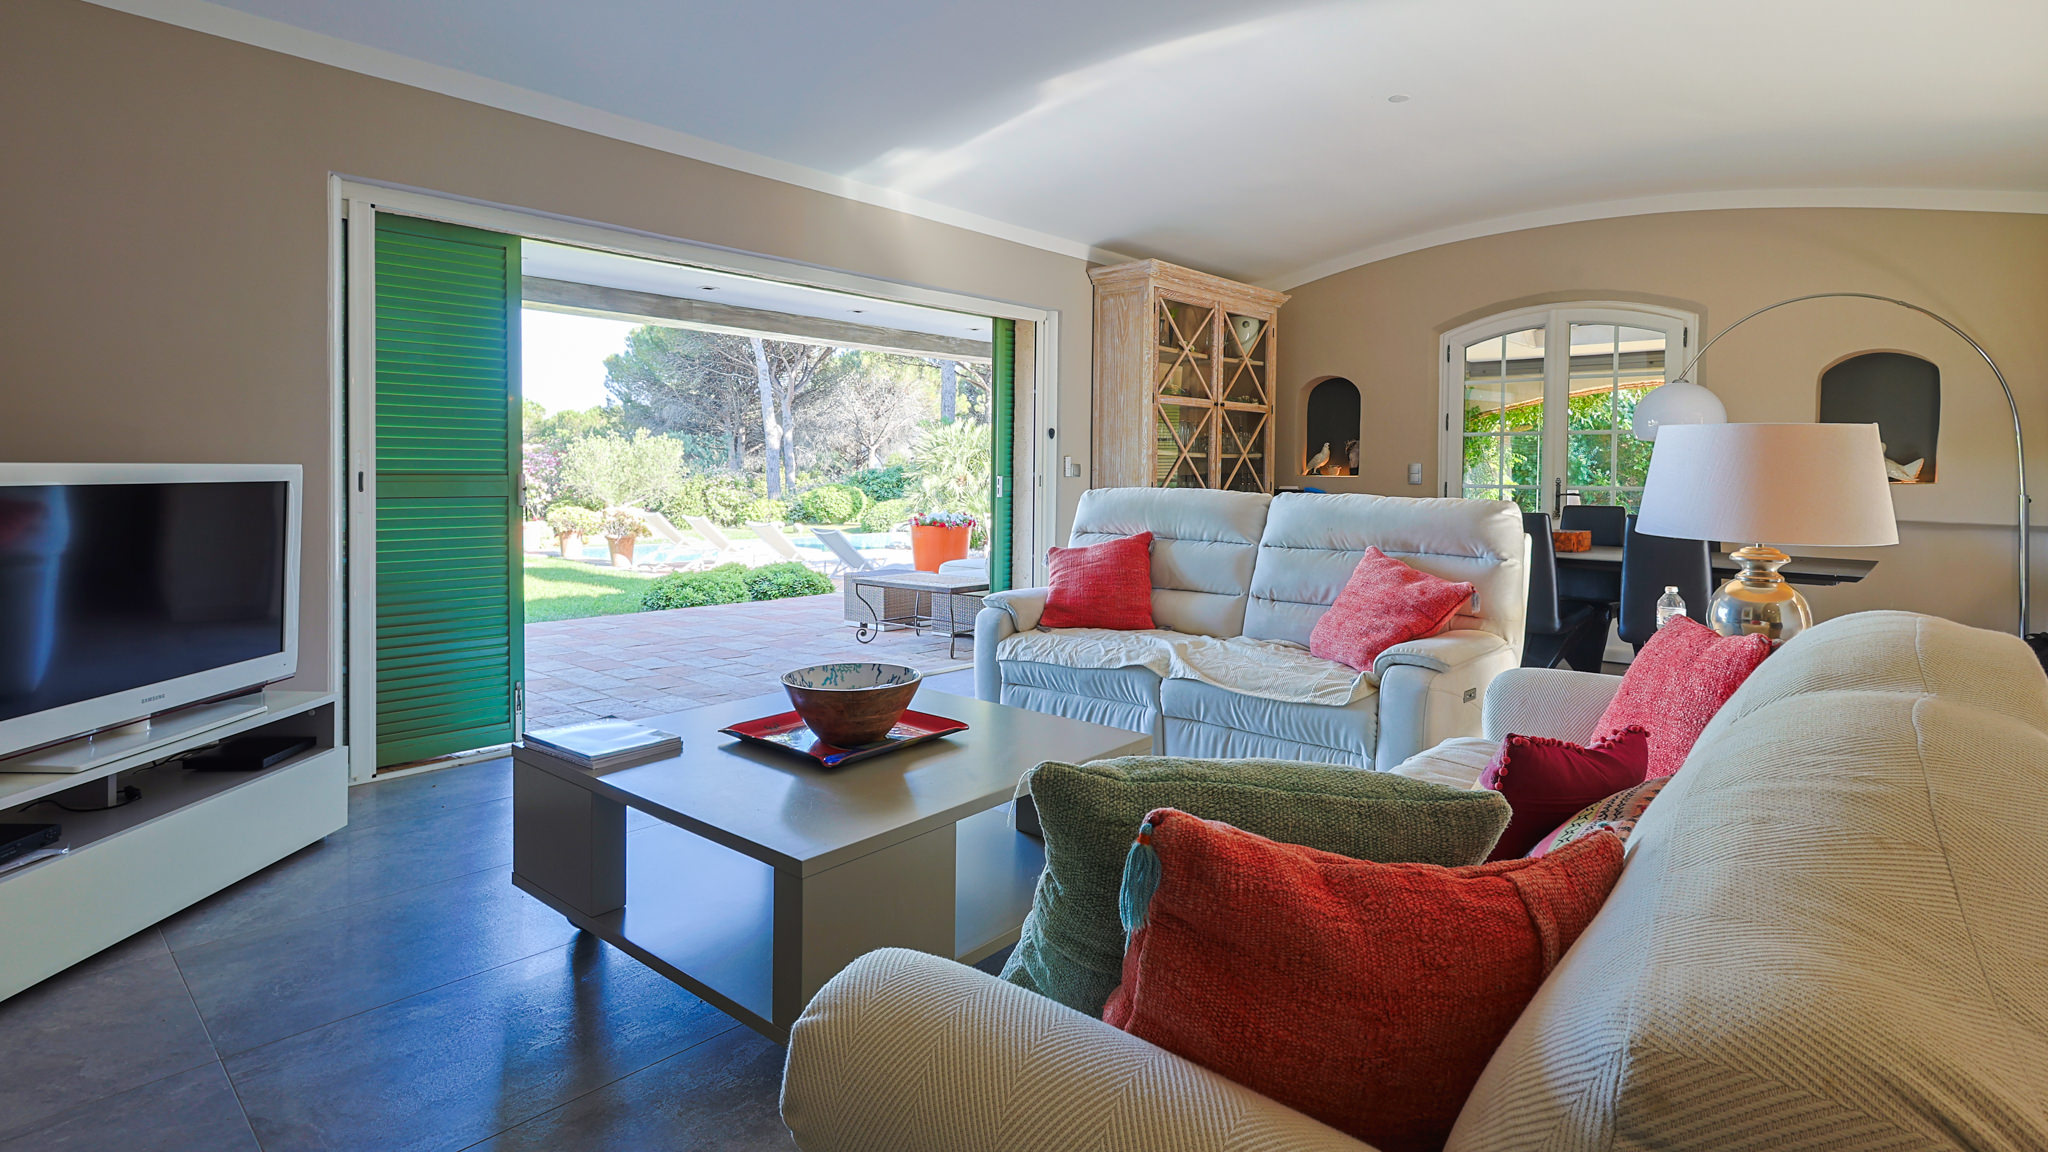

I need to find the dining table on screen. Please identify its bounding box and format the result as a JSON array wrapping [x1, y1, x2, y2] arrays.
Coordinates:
[[1554, 544, 1877, 591]]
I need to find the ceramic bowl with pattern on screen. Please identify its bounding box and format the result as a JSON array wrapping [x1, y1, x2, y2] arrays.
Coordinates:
[[780, 662, 923, 748]]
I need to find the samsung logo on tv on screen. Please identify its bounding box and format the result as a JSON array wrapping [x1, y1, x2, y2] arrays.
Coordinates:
[[140, 694, 166, 704]]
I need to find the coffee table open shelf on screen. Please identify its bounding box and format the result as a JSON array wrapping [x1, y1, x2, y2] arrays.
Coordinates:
[[511, 689, 1147, 1043]]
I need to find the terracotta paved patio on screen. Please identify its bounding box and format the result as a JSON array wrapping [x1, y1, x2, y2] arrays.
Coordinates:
[[523, 590, 975, 730]]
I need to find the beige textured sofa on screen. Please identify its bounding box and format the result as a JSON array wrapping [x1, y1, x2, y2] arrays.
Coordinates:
[[781, 611, 2048, 1151]]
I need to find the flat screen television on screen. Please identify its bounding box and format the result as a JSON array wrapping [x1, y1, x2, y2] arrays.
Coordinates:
[[0, 464, 301, 761]]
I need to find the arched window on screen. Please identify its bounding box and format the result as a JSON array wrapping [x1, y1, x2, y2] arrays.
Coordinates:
[[1439, 303, 1697, 514]]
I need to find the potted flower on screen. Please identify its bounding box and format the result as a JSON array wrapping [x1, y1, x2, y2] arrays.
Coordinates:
[[909, 510, 974, 572], [600, 508, 653, 568], [544, 504, 601, 559]]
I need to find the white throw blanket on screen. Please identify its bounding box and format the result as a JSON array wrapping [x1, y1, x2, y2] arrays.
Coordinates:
[[996, 629, 1374, 706]]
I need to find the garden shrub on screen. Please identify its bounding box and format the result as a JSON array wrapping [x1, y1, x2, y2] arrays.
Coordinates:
[[855, 497, 914, 534], [544, 504, 602, 538], [743, 561, 833, 601], [660, 476, 758, 527], [848, 464, 911, 503], [795, 484, 864, 524], [640, 563, 749, 610], [741, 497, 791, 525]]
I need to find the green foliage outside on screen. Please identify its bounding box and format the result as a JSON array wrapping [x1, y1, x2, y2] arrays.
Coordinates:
[[559, 430, 689, 510], [795, 483, 865, 524], [741, 497, 790, 525], [743, 561, 834, 601], [1461, 388, 1654, 511], [640, 562, 751, 610], [847, 464, 911, 503], [658, 475, 761, 526], [524, 556, 659, 623], [909, 419, 991, 523], [638, 560, 831, 612], [856, 498, 914, 534]]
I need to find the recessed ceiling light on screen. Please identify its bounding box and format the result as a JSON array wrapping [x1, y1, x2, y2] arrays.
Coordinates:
[[1387, 93, 1411, 103]]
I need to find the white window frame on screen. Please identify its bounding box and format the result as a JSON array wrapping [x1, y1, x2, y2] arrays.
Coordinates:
[[1438, 301, 1697, 515]]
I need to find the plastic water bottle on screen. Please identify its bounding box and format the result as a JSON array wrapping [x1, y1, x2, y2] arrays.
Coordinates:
[[1656, 586, 1686, 629]]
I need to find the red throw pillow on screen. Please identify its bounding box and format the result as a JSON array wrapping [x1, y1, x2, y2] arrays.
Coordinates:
[[1595, 615, 1771, 778], [1038, 532, 1155, 630], [1477, 727, 1650, 861], [1308, 547, 1475, 672], [1105, 810, 1625, 1152]]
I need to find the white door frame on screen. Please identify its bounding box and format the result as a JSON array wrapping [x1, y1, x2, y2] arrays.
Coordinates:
[[1438, 301, 1696, 512], [330, 177, 1064, 781]]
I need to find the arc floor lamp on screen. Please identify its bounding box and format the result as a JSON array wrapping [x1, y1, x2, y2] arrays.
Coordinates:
[[1631, 292, 2031, 639]]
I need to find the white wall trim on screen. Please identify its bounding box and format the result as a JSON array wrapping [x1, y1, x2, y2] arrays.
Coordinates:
[[1265, 187, 2048, 292], [82, 0, 1130, 268]]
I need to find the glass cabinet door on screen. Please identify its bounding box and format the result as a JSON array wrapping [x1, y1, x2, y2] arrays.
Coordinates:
[[1221, 313, 1269, 405], [1217, 407, 1268, 492], [1155, 401, 1212, 487], [1156, 297, 1216, 401]]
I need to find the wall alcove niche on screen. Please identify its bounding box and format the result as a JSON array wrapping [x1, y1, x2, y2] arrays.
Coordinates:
[[1817, 351, 1940, 483], [1302, 376, 1361, 476]]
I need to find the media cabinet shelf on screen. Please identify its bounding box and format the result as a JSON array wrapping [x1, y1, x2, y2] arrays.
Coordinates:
[[0, 691, 344, 1002], [0, 689, 332, 812]]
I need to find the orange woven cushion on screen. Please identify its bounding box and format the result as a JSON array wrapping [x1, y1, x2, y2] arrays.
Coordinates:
[[1105, 809, 1626, 1152]]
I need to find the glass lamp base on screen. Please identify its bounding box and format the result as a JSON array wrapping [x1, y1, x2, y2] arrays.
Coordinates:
[[1707, 544, 1812, 642]]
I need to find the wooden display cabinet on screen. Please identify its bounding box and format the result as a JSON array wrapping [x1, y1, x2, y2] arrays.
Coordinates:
[[1089, 260, 1288, 492]]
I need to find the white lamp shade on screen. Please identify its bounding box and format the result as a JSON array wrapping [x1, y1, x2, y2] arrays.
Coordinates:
[[1630, 380, 1727, 441], [1636, 423, 1899, 547]]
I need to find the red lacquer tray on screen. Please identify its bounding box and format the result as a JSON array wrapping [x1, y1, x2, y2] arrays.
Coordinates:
[[719, 709, 969, 768]]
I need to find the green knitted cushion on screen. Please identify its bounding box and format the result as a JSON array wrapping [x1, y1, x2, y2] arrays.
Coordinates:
[[1000, 756, 1511, 1017]]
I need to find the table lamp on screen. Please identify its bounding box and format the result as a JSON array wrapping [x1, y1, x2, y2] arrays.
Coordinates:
[[1636, 423, 1898, 642]]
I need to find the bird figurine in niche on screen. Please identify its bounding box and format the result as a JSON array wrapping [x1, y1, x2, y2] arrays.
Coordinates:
[[1346, 440, 1360, 472], [1306, 442, 1331, 472]]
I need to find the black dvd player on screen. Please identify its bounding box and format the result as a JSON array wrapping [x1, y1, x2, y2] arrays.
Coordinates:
[[0, 824, 61, 866], [183, 735, 317, 772]]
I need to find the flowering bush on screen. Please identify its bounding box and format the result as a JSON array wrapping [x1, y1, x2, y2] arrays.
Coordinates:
[[521, 445, 562, 521], [910, 510, 976, 529], [599, 508, 651, 540], [544, 503, 601, 540]]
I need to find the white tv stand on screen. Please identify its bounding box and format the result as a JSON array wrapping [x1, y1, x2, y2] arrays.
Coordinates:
[[0, 690, 345, 1001]]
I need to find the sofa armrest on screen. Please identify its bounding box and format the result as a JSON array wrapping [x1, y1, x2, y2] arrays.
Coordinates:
[[973, 607, 1019, 703], [1480, 667, 1623, 744], [983, 586, 1049, 633], [782, 949, 1376, 1152], [1372, 632, 1517, 768]]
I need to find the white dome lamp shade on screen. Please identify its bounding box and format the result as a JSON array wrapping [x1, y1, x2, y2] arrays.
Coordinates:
[[1630, 379, 1726, 441]]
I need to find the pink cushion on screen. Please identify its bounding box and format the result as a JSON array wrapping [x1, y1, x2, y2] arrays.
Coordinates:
[[1039, 532, 1155, 631], [1478, 726, 1650, 861], [1595, 616, 1771, 778], [1308, 547, 1475, 672]]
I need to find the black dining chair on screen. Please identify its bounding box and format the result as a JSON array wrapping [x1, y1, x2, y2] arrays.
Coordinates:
[[1555, 503, 1629, 661], [1619, 513, 1713, 652], [1520, 512, 1603, 670]]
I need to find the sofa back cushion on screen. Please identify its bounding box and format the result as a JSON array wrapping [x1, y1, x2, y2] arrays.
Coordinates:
[[1244, 493, 1527, 649], [1068, 487, 1270, 637], [1448, 611, 2048, 1151]]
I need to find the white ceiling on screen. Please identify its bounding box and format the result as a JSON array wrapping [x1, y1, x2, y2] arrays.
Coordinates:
[[104, 0, 2048, 286]]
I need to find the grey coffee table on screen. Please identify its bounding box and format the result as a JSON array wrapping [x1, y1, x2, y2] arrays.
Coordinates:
[[510, 689, 1149, 1043]]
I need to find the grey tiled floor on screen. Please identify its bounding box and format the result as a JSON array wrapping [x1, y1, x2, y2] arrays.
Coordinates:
[[0, 758, 801, 1152]]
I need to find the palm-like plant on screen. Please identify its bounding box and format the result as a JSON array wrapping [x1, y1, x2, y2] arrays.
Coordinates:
[[908, 419, 991, 523]]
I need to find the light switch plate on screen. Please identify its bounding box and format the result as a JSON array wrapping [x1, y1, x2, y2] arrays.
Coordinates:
[[1063, 456, 1082, 478], [1407, 462, 1423, 485]]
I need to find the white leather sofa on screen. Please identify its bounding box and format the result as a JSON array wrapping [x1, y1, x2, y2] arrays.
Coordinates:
[[782, 612, 2048, 1151], [973, 487, 1528, 770]]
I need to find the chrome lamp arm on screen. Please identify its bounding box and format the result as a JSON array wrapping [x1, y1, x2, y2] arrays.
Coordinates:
[[1669, 292, 2030, 637]]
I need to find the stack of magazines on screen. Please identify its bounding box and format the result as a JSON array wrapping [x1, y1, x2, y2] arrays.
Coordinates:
[[520, 720, 681, 771]]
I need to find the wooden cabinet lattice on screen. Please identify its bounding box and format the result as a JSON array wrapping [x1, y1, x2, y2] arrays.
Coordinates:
[[1091, 260, 1288, 492]]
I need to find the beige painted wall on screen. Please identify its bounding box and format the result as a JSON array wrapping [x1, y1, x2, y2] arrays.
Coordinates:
[[1275, 207, 2048, 634], [0, 0, 1101, 694]]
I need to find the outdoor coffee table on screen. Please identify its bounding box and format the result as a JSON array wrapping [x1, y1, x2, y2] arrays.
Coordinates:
[[510, 689, 1149, 1043], [848, 570, 989, 658]]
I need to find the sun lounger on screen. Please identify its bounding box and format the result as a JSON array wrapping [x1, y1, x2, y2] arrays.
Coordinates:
[[682, 515, 738, 553]]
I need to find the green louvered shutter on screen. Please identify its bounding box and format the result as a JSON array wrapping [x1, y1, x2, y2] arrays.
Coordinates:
[[373, 214, 522, 768], [989, 318, 1016, 593]]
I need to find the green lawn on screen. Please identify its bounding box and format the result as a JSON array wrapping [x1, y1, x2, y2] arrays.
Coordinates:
[[523, 555, 660, 623]]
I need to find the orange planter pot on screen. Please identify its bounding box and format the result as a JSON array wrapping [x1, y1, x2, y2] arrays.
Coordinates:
[[910, 523, 971, 572]]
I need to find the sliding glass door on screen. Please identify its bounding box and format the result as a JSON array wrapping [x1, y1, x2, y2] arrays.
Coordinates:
[[1442, 305, 1693, 515]]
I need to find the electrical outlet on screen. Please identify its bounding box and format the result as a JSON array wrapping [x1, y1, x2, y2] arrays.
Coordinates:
[[1407, 463, 1423, 485]]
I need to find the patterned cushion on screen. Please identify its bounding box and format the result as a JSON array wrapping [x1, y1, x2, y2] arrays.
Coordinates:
[[1478, 727, 1650, 861], [1000, 756, 1510, 1017], [1594, 615, 1771, 777], [1529, 774, 1671, 857], [1308, 546, 1474, 672], [1106, 809, 1626, 1152], [1039, 532, 1156, 630]]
